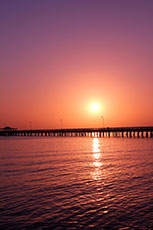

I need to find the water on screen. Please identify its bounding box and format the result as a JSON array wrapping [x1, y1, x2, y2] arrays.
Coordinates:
[[0, 137, 153, 230]]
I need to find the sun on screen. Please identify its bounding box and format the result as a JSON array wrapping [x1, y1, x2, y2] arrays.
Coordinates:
[[91, 103, 100, 112]]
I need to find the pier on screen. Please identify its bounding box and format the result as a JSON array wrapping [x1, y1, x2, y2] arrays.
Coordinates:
[[0, 126, 153, 138]]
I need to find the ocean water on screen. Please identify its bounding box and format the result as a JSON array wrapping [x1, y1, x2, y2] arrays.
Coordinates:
[[0, 136, 153, 230]]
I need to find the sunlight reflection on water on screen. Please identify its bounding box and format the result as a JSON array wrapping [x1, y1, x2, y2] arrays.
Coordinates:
[[92, 138, 103, 181]]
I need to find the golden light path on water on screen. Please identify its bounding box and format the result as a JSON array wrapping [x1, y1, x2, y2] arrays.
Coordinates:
[[91, 138, 108, 212], [92, 138, 103, 180]]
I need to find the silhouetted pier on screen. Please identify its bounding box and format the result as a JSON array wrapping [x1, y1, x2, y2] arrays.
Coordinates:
[[0, 127, 153, 138]]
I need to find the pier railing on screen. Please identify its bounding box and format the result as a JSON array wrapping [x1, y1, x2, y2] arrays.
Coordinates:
[[0, 127, 153, 138]]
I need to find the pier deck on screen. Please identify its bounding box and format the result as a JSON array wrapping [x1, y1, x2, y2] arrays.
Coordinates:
[[0, 127, 153, 138]]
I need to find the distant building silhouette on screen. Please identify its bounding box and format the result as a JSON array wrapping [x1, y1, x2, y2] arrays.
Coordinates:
[[1, 126, 17, 131]]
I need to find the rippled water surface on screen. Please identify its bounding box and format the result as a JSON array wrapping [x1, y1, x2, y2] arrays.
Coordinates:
[[0, 137, 153, 229]]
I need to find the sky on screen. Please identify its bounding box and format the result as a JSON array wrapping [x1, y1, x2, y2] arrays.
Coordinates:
[[0, 0, 153, 129]]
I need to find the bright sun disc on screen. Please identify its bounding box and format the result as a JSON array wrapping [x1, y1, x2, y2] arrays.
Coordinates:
[[91, 104, 99, 111]]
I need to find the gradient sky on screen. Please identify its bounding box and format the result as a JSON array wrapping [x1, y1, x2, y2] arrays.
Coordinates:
[[0, 0, 153, 129]]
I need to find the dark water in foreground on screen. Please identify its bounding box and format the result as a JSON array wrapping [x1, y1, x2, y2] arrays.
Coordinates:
[[0, 137, 153, 230]]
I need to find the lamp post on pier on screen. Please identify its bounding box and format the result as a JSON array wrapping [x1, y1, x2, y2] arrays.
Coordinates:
[[29, 121, 32, 130], [101, 116, 104, 128], [60, 119, 63, 130]]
